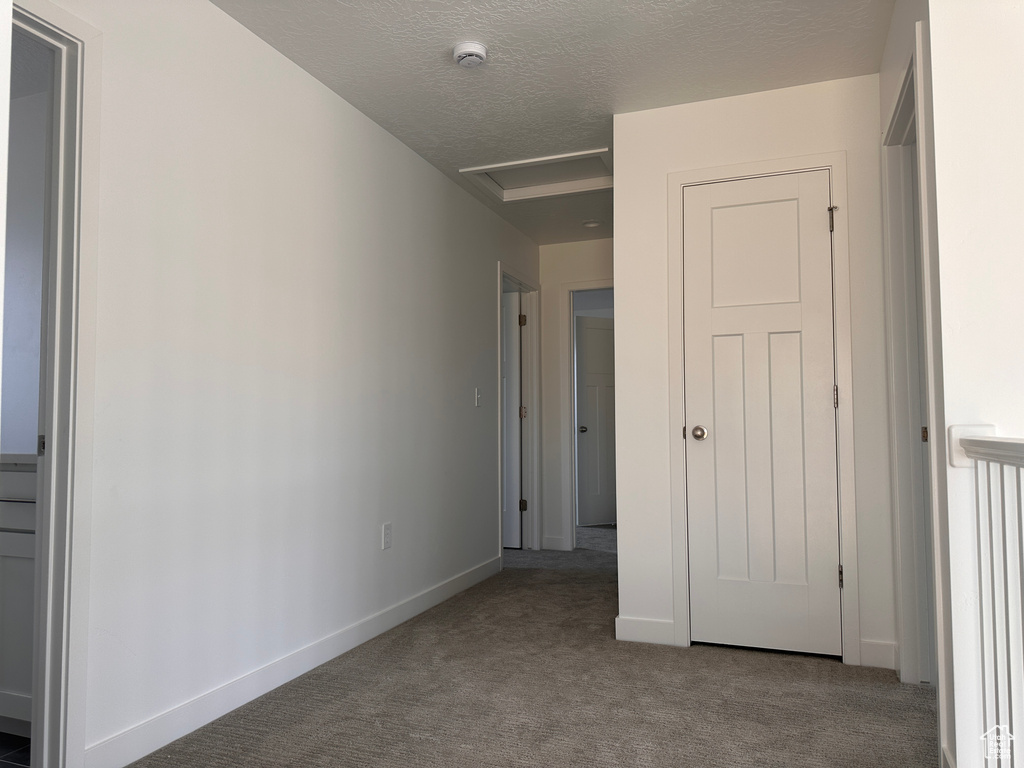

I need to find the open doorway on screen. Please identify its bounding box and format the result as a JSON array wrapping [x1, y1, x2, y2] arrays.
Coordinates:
[[883, 62, 938, 687], [571, 288, 615, 555]]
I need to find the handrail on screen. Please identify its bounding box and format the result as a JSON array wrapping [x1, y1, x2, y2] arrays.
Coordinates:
[[959, 436, 1024, 467]]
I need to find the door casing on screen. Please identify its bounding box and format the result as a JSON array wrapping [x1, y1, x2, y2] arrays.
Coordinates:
[[5, 2, 100, 765], [667, 152, 862, 664], [882, 59, 940, 687], [882, 41, 955, 768]]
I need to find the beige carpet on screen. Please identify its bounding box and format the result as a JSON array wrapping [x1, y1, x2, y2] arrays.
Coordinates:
[[130, 568, 936, 767]]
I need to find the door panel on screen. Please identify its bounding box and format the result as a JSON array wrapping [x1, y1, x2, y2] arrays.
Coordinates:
[[685, 170, 841, 655], [501, 292, 522, 548], [576, 317, 616, 527]]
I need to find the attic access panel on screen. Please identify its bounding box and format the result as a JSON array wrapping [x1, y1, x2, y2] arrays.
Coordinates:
[[460, 149, 613, 203]]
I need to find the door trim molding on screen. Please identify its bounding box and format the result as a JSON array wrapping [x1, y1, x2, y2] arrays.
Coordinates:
[[496, 262, 541, 554], [667, 152, 861, 664], [883, 27, 954, 758], [882, 58, 932, 686], [9, 2, 101, 764]]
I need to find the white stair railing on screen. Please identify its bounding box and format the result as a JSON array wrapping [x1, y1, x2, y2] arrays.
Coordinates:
[[960, 436, 1024, 767]]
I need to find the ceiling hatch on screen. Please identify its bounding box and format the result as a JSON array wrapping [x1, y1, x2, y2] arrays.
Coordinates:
[[460, 148, 612, 203]]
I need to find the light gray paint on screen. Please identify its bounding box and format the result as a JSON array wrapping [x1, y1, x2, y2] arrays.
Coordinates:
[[208, 0, 895, 245]]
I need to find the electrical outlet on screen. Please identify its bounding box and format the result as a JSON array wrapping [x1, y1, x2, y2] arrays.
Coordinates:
[[382, 522, 392, 550]]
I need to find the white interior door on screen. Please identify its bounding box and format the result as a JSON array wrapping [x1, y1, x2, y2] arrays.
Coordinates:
[[684, 170, 842, 655], [501, 291, 522, 548], [575, 316, 616, 527], [906, 145, 937, 683]]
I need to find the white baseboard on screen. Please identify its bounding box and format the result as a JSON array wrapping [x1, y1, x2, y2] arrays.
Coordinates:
[[0, 714, 30, 738], [84, 558, 501, 768], [0, 689, 31, 721], [859, 640, 898, 670], [542, 535, 570, 552], [615, 615, 675, 646]]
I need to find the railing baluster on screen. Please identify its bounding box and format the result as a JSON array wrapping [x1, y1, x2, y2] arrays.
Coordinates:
[[978, 459, 996, 732], [960, 436, 1024, 766], [992, 464, 1009, 768], [1009, 467, 1024, 764]]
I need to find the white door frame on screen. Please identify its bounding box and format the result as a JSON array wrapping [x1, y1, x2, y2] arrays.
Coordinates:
[[882, 58, 935, 686], [6, 2, 99, 765], [496, 262, 540, 553], [667, 152, 862, 663], [560, 278, 612, 552], [881, 31, 955, 766]]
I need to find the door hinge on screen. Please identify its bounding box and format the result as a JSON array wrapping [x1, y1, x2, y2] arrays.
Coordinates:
[[37, 434, 46, 457], [922, 426, 929, 442], [833, 385, 839, 409], [839, 564, 844, 589], [828, 205, 838, 233], [518, 314, 527, 327], [519, 499, 528, 512], [519, 405, 527, 419]]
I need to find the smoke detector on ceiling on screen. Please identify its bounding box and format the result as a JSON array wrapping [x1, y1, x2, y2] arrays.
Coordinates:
[[453, 41, 487, 68]]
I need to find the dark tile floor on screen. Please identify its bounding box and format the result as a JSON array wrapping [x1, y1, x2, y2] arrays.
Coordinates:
[[0, 733, 29, 767]]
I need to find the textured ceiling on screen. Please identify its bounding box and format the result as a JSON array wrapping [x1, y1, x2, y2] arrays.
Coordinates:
[[209, 0, 895, 245]]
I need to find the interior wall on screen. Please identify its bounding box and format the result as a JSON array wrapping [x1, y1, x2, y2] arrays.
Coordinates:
[[928, 0, 1024, 759], [539, 238, 612, 550], [2, 91, 48, 454], [613, 75, 898, 665], [38, 0, 538, 764]]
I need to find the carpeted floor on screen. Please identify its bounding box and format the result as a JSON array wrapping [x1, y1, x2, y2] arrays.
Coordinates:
[[129, 549, 937, 767]]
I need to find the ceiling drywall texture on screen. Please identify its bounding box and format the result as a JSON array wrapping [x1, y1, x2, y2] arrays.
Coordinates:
[[209, 0, 895, 245]]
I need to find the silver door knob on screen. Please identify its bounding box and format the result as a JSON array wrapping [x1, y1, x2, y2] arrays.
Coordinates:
[[579, 426, 588, 433], [692, 425, 708, 441]]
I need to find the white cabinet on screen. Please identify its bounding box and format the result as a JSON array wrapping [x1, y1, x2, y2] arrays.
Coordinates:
[[0, 460, 36, 725]]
